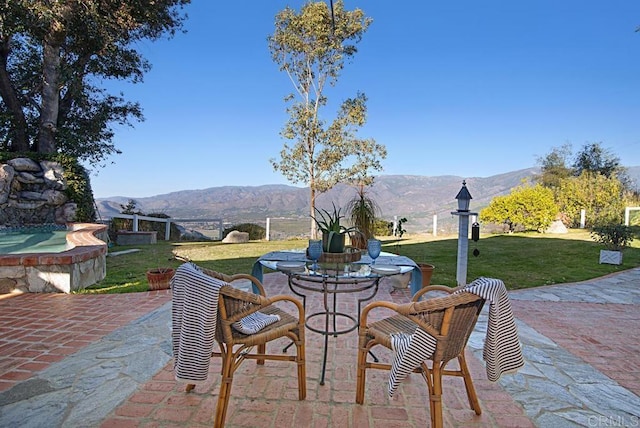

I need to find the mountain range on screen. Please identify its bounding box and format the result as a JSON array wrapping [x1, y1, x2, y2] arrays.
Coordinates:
[[95, 166, 640, 234]]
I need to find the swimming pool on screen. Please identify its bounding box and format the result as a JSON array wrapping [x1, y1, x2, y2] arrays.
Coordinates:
[[0, 226, 70, 254], [0, 223, 108, 294]]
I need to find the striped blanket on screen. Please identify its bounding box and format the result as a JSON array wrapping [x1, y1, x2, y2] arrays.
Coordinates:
[[232, 311, 280, 334], [171, 263, 222, 384], [171, 263, 280, 383], [464, 277, 524, 382], [388, 277, 524, 397]]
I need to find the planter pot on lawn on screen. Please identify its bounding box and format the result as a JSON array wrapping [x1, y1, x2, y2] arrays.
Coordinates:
[[599, 250, 623, 265], [417, 263, 435, 288], [146, 268, 175, 290]]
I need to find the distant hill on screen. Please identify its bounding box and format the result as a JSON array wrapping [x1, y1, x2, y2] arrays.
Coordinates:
[[95, 166, 640, 234], [96, 168, 540, 233]]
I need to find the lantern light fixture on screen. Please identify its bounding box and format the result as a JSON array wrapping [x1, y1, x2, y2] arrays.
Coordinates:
[[455, 180, 472, 212]]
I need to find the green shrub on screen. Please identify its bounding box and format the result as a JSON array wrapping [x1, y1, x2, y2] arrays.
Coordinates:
[[374, 219, 392, 236], [57, 155, 96, 223], [590, 224, 634, 251]]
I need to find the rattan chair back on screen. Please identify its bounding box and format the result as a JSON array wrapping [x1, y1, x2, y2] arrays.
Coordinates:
[[181, 267, 306, 428], [405, 292, 484, 364], [356, 286, 485, 428]]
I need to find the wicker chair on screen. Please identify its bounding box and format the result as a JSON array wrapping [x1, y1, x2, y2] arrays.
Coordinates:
[[184, 268, 306, 428], [355, 285, 485, 428]]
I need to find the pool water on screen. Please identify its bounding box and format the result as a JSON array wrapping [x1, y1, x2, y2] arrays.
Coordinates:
[[0, 229, 70, 254]]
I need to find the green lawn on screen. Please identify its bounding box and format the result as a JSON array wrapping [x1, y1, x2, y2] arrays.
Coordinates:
[[78, 229, 640, 294]]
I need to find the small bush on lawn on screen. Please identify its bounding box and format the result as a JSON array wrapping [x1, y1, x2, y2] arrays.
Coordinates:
[[590, 224, 634, 251]]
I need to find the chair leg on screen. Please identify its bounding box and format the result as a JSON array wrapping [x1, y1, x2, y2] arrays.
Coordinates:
[[419, 362, 436, 423], [355, 341, 369, 404], [257, 343, 266, 365], [214, 348, 236, 428], [458, 353, 482, 415], [430, 362, 444, 428], [296, 337, 307, 400]]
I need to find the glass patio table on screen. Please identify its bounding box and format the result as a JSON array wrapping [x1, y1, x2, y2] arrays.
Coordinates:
[[252, 251, 421, 385], [251, 251, 423, 294]]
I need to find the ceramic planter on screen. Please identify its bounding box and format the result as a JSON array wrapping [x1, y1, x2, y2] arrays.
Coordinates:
[[322, 231, 345, 253], [417, 263, 435, 287]]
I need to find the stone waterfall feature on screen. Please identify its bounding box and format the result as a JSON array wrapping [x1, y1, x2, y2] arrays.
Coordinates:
[[0, 158, 77, 227]]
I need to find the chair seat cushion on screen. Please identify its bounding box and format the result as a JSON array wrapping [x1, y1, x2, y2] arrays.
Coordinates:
[[226, 305, 300, 347], [232, 311, 281, 334]]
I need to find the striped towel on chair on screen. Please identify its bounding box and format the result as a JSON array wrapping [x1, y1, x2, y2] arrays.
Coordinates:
[[388, 327, 437, 397], [458, 277, 524, 381], [387, 277, 524, 397], [232, 311, 280, 334], [171, 262, 223, 384], [172, 263, 285, 382]]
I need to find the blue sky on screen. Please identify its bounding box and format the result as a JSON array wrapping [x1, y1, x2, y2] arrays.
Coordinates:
[[89, 1, 640, 198]]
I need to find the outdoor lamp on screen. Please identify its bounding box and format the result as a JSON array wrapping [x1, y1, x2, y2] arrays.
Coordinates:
[[455, 180, 472, 212], [452, 180, 478, 284]]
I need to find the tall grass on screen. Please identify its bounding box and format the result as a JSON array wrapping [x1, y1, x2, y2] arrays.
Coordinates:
[[79, 229, 640, 294]]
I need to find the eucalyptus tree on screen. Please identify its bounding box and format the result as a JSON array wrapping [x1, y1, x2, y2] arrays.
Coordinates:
[[268, 1, 386, 237], [0, 0, 189, 164]]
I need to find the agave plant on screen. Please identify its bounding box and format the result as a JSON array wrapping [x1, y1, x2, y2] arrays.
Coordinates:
[[313, 203, 342, 233], [313, 203, 357, 252]]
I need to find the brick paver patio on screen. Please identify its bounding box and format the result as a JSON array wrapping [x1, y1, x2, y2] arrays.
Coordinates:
[[101, 274, 533, 427], [2, 268, 638, 427]]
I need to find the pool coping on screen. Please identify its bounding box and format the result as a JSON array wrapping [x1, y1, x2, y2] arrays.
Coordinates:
[[0, 223, 108, 293], [0, 223, 107, 267]]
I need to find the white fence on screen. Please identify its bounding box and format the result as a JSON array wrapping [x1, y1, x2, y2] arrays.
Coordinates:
[[106, 215, 443, 242], [264, 216, 443, 240], [103, 207, 640, 243], [106, 214, 224, 241]]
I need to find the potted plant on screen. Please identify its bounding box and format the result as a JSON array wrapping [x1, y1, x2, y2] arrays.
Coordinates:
[[389, 221, 435, 289], [145, 249, 175, 290], [590, 224, 634, 265], [313, 203, 357, 253], [345, 184, 380, 250], [146, 267, 175, 290]]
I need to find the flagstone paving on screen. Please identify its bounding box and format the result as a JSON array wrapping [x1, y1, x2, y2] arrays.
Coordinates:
[[0, 268, 638, 427]]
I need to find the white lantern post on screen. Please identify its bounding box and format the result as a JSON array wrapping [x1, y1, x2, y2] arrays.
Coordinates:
[[451, 181, 477, 287]]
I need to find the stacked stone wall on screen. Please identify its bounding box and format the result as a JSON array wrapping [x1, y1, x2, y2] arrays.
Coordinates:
[[0, 158, 76, 227]]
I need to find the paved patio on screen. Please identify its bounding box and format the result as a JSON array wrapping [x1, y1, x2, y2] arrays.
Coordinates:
[[0, 268, 639, 427]]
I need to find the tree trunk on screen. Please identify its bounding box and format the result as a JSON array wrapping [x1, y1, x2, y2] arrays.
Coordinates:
[[310, 186, 317, 239], [37, 28, 64, 154], [0, 37, 29, 151]]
